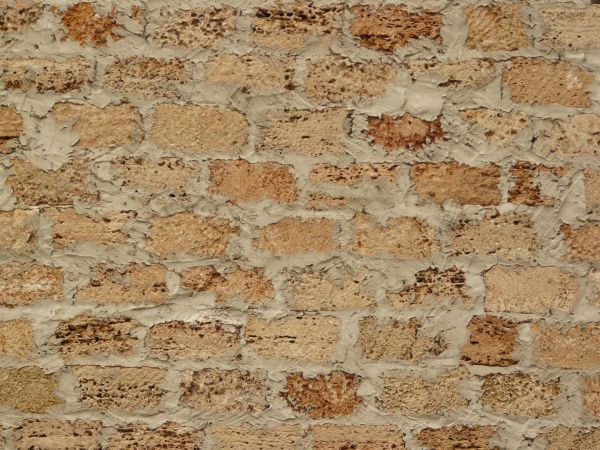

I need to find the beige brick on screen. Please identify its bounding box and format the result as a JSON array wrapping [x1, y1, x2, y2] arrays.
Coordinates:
[[0, 319, 35, 359], [75, 263, 168, 305], [484, 266, 579, 314], [591, 269, 600, 306], [281, 371, 362, 419], [151, 7, 236, 48], [209, 160, 297, 203], [540, 7, 600, 50], [307, 193, 350, 210], [411, 162, 501, 206], [305, 56, 395, 104], [0, 262, 63, 306], [312, 424, 405, 450], [417, 426, 495, 450], [533, 321, 600, 369], [350, 212, 437, 258], [180, 368, 268, 414], [0, 1, 44, 34], [246, 315, 340, 362], [310, 163, 398, 185], [460, 108, 531, 145], [585, 170, 600, 212], [367, 113, 443, 152], [61, 2, 121, 46], [109, 422, 200, 450], [462, 316, 519, 367], [406, 59, 497, 90], [466, 3, 530, 51], [51, 102, 143, 150], [0, 58, 91, 93], [562, 222, 600, 262], [146, 321, 240, 360], [0, 209, 38, 253], [503, 58, 593, 107], [537, 426, 600, 450], [254, 217, 337, 255], [509, 162, 567, 206], [211, 424, 303, 449], [351, 5, 441, 52], [534, 114, 600, 157], [151, 104, 247, 155], [480, 372, 560, 417], [72, 366, 165, 411], [0, 105, 23, 153], [585, 375, 600, 420], [0, 367, 62, 413], [17, 420, 102, 450]]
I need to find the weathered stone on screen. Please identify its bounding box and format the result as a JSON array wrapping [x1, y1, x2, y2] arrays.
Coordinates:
[[310, 163, 398, 185], [0, 1, 44, 34], [367, 114, 443, 152], [17, 420, 102, 450], [0, 367, 62, 413], [211, 424, 303, 450], [108, 422, 200, 450], [0, 262, 63, 307], [462, 316, 519, 366], [254, 217, 337, 255], [61, 2, 121, 46], [561, 222, 600, 262], [537, 426, 600, 450], [533, 321, 600, 369], [406, 59, 497, 90], [417, 426, 495, 450], [534, 114, 600, 157], [509, 162, 567, 206], [460, 108, 531, 145], [0, 106, 23, 153], [466, 3, 530, 51], [0, 209, 38, 253], [312, 424, 405, 449], [0, 319, 35, 359], [540, 7, 600, 50], [0, 58, 91, 92]]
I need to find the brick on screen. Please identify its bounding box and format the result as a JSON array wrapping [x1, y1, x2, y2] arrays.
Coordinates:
[[503, 58, 593, 107], [350, 212, 437, 258], [7, 158, 98, 206], [61, 3, 121, 46], [305, 56, 395, 104], [254, 217, 337, 255], [209, 160, 297, 203], [312, 424, 405, 450], [462, 316, 519, 367], [417, 425, 495, 450], [359, 317, 445, 362], [388, 267, 469, 308], [0, 262, 63, 306], [452, 212, 538, 261], [406, 59, 497, 90], [585, 170, 600, 212], [534, 114, 600, 157], [0, 58, 91, 93], [51, 102, 143, 150], [151, 104, 247, 155], [104, 57, 187, 98], [245, 315, 340, 362], [561, 222, 600, 261], [466, 3, 530, 51], [0, 367, 62, 413], [378, 368, 468, 415], [585, 375, 600, 420], [281, 371, 362, 419], [0, 319, 35, 359], [307, 193, 350, 210], [351, 5, 441, 52], [484, 266, 579, 314], [0, 106, 23, 153], [460, 108, 531, 145], [367, 113, 443, 152], [151, 7, 236, 48], [310, 163, 398, 185], [56, 315, 138, 360], [17, 420, 102, 450], [75, 263, 168, 305], [411, 162, 501, 206], [540, 7, 600, 50], [147, 212, 237, 258], [146, 321, 240, 360], [181, 266, 274, 306], [509, 162, 566, 206], [72, 366, 165, 411], [533, 321, 600, 369], [0, 1, 44, 34], [591, 270, 600, 306], [537, 426, 600, 450], [108, 422, 200, 450], [480, 372, 560, 417], [211, 424, 303, 449], [180, 368, 268, 414], [205, 54, 293, 93], [0, 209, 37, 253]]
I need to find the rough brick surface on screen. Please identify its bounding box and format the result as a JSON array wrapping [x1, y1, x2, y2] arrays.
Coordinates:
[[561, 222, 600, 261], [108, 422, 200, 450], [17, 420, 102, 450], [462, 316, 519, 366], [0, 319, 35, 359], [0, 105, 23, 153], [312, 424, 405, 449], [537, 426, 600, 450], [417, 426, 495, 450], [0, 367, 61, 413], [406, 59, 497, 90], [367, 113, 443, 152], [533, 321, 600, 369], [540, 7, 600, 50], [0, 58, 91, 92], [0, 262, 63, 306], [534, 114, 600, 157], [211, 424, 303, 449], [254, 217, 336, 255], [0, 2, 43, 34], [61, 3, 121, 47], [466, 3, 530, 51], [0, 209, 38, 253]]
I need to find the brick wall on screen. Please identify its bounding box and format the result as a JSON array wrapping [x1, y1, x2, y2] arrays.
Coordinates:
[[0, 1, 599, 449]]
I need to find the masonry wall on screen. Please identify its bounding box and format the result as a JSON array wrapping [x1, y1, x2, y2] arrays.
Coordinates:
[[1, 1, 600, 449]]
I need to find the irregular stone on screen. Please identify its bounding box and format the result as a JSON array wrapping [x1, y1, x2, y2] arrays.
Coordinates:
[[585, 170, 600, 212], [508, 162, 567, 206], [108, 422, 200, 450], [0, 106, 23, 153], [211, 424, 303, 449], [460, 108, 531, 145], [561, 222, 600, 261], [540, 7, 600, 50], [254, 217, 337, 255], [533, 321, 600, 369], [0, 1, 44, 34], [367, 113, 443, 152], [466, 3, 530, 51], [534, 114, 600, 157], [0, 367, 62, 413], [309, 163, 398, 185], [0, 319, 35, 359], [417, 425, 495, 450], [61, 2, 121, 46], [0, 58, 91, 92], [312, 424, 405, 449], [16, 420, 102, 450], [406, 59, 497, 90], [0, 209, 38, 253], [462, 316, 519, 366], [537, 426, 600, 450], [0, 262, 62, 307]]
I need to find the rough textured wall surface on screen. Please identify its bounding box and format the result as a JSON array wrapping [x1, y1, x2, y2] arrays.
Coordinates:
[[1, 0, 600, 449]]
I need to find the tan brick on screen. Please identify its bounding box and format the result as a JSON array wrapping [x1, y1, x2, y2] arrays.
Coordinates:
[[147, 212, 237, 258], [72, 366, 165, 411], [0, 58, 91, 93], [406, 59, 497, 90], [151, 104, 247, 155], [75, 263, 168, 305], [585, 375, 600, 420], [503, 58, 593, 107], [540, 7, 600, 50], [312, 424, 405, 450], [378, 368, 468, 415], [417, 426, 495, 450], [211, 424, 303, 450], [310, 163, 398, 185], [56, 315, 138, 360], [254, 217, 337, 255], [151, 7, 236, 48], [17, 420, 102, 450], [180, 368, 268, 414], [0, 262, 63, 306], [51, 102, 143, 150], [480, 372, 560, 417], [562, 222, 600, 262], [0, 319, 34, 359], [591, 269, 600, 307], [350, 212, 437, 259], [460, 108, 531, 145], [245, 315, 340, 363], [484, 266, 579, 314], [0, 209, 38, 253], [367, 113, 443, 152], [462, 316, 519, 367], [109, 422, 200, 450], [307, 193, 350, 210], [534, 114, 600, 157], [0, 1, 44, 34], [411, 162, 501, 206], [61, 2, 121, 46], [533, 321, 600, 369], [0, 367, 62, 413], [104, 57, 188, 98], [0, 105, 23, 153], [209, 160, 297, 203], [509, 162, 567, 206], [281, 371, 362, 419], [305, 56, 395, 104], [466, 3, 530, 51], [351, 5, 441, 52], [585, 170, 600, 213], [537, 426, 600, 450], [146, 321, 240, 360]]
